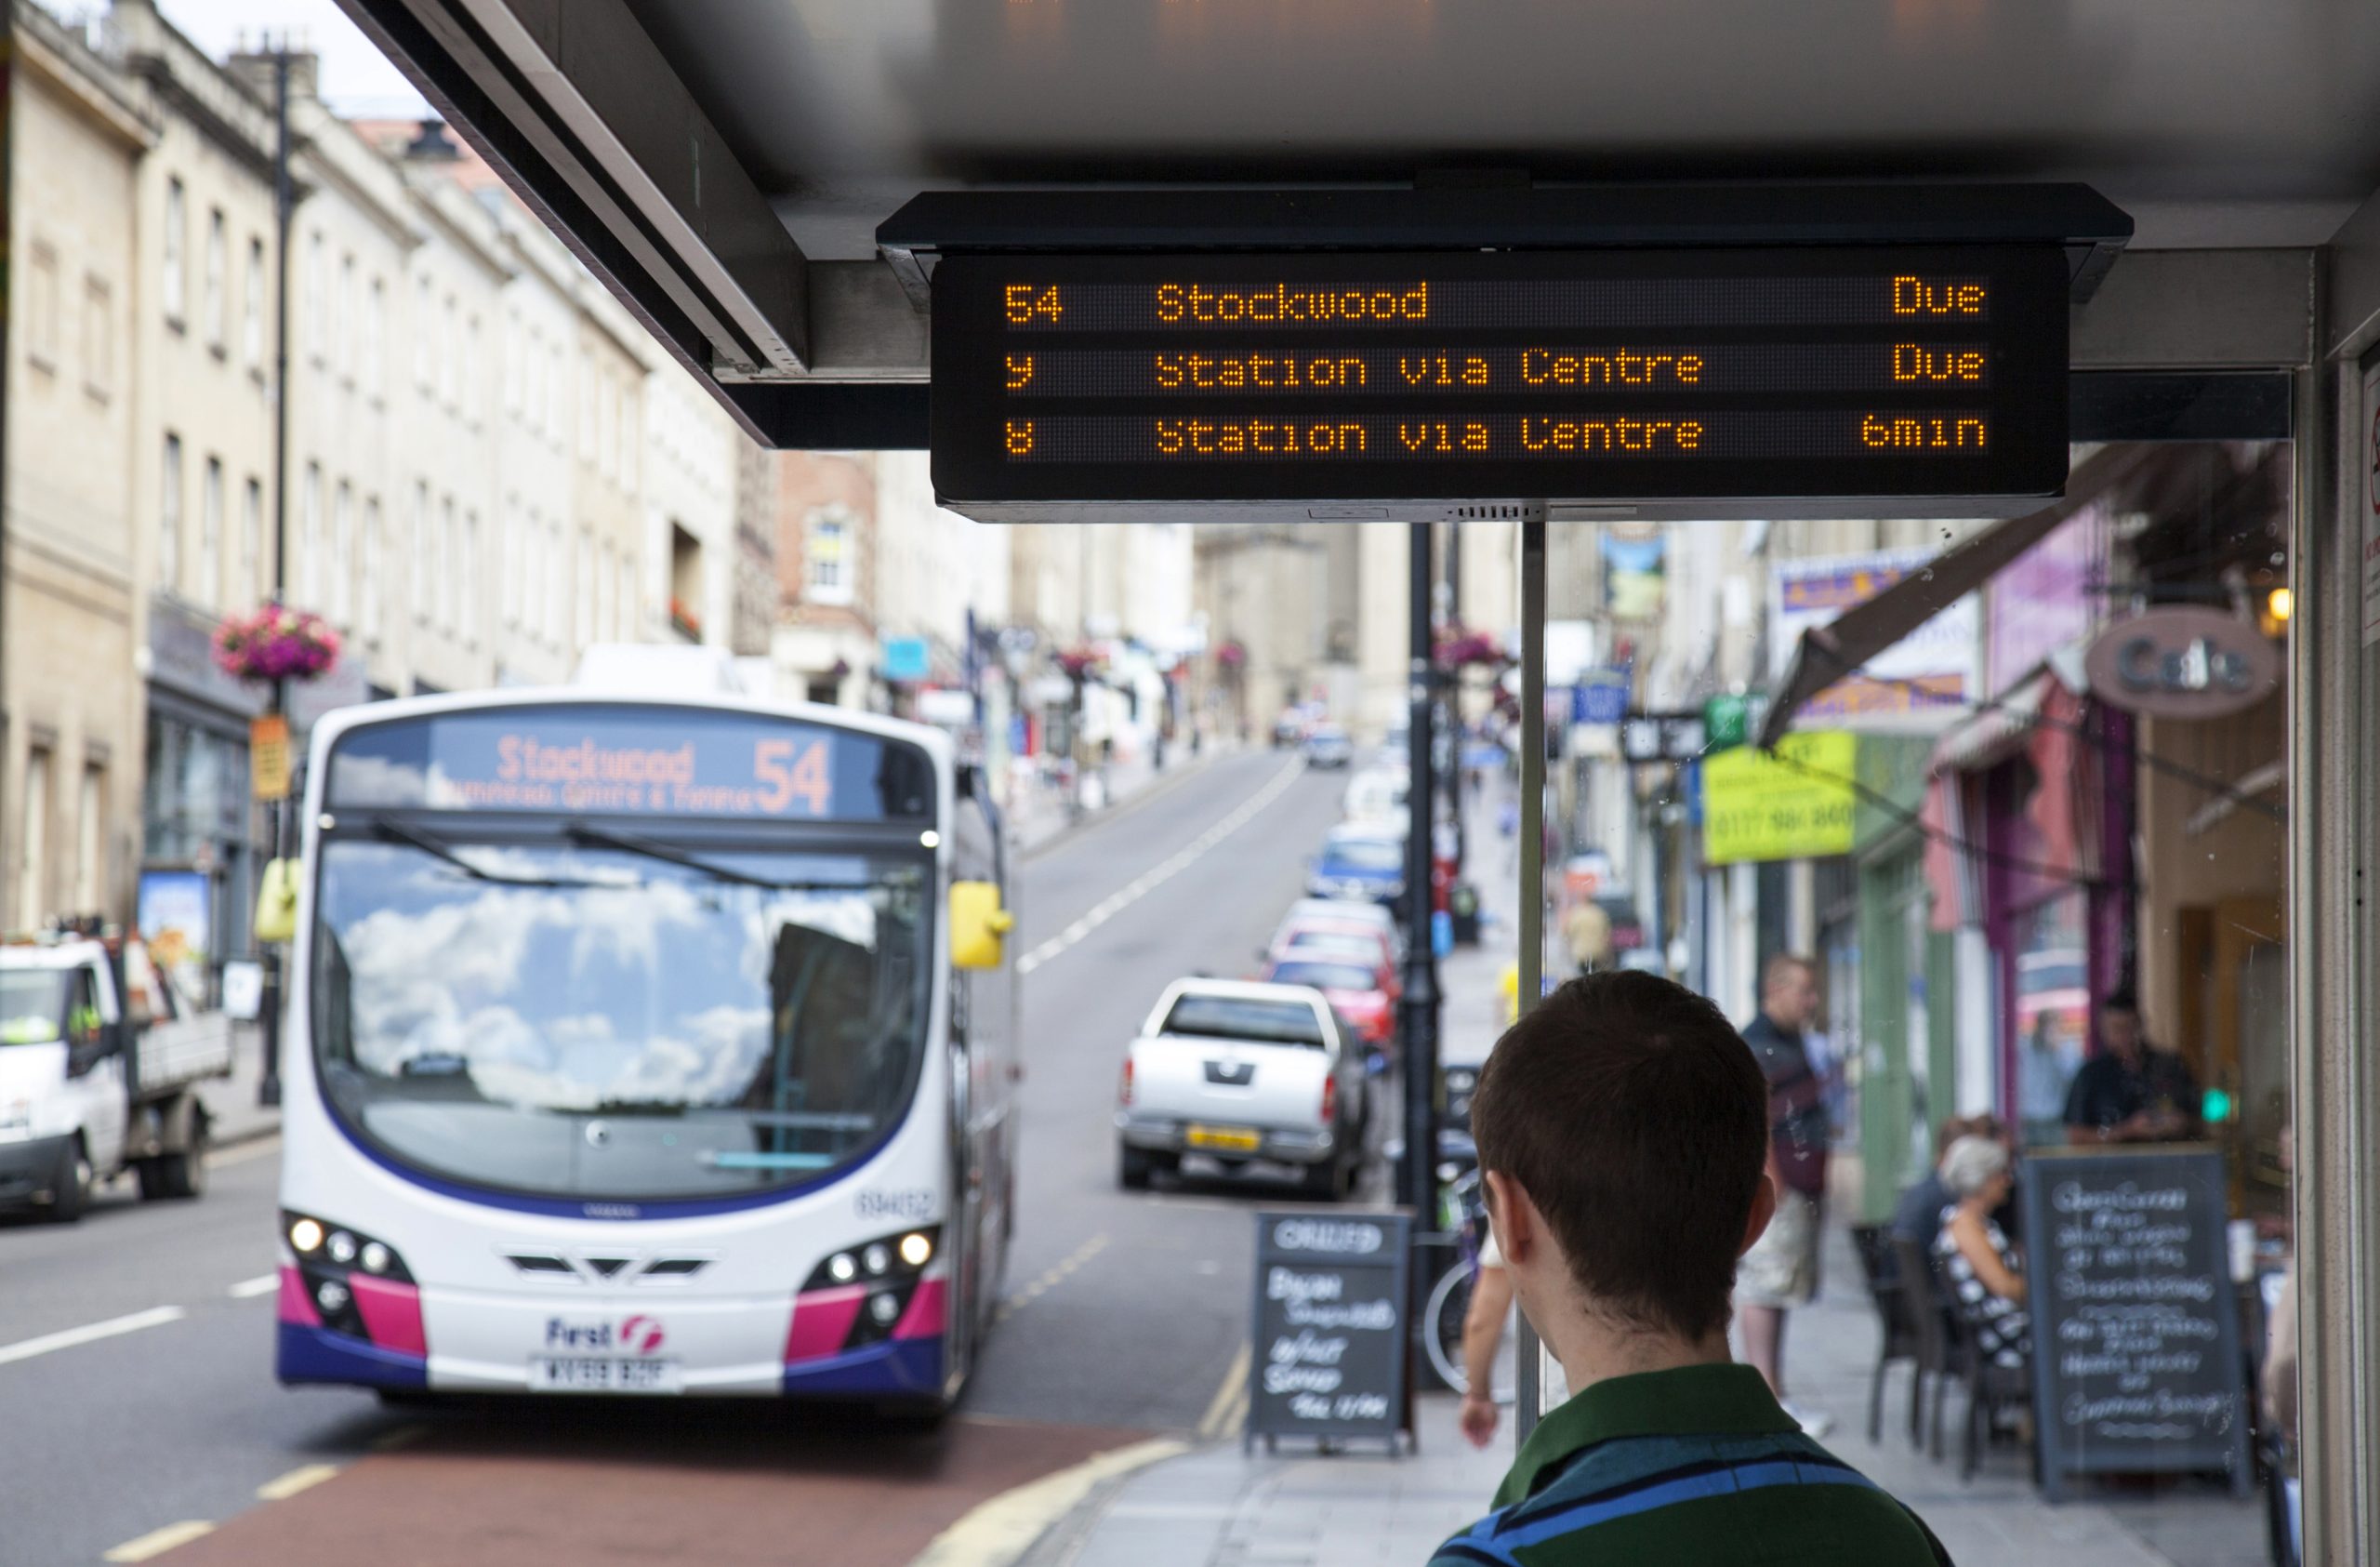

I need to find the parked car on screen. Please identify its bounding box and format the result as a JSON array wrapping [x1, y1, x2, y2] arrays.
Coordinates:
[[1306, 827, 1408, 906], [1279, 897, 1406, 962], [1271, 711, 1307, 749], [1269, 924, 1398, 979], [1341, 765, 1408, 828], [1303, 723, 1355, 769], [1260, 956, 1398, 1060], [1115, 978, 1369, 1199]]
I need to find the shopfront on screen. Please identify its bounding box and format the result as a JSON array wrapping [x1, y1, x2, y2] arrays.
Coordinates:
[[141, 598, 266, 1007]]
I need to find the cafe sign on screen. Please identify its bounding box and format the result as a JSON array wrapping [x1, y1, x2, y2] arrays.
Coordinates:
[[2082, 607, 2280, 720]]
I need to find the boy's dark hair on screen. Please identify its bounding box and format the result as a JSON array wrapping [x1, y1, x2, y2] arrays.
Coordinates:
[[1470, 971, 1769, 1343]]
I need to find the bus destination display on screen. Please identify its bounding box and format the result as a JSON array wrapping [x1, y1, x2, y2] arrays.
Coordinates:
[[930, 248, 2069, 514]]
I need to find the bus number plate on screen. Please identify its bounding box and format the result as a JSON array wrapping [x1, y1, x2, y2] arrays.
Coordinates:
[[529, 1356, 684, 1394]]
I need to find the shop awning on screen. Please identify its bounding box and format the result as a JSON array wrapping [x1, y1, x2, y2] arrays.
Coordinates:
[[1756, 445, 2140, 750]]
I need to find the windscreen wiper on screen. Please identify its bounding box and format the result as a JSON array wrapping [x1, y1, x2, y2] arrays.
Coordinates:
[[367, 815, 588, 888], [562, 823, 875, 892]]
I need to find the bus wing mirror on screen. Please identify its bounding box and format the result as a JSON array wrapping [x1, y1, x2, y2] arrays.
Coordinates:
[[255, 858, 300, 945], [949, 881, 1013, 970]]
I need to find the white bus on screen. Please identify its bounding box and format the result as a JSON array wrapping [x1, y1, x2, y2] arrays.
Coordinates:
[[267, 683, 1017, 1414]]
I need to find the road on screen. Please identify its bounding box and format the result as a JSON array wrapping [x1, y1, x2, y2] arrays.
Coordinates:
[[0, 747, 1377, 1566]]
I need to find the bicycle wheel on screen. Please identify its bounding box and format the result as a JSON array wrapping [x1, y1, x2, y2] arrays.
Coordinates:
[[1423, 1262, 1473, 1393]]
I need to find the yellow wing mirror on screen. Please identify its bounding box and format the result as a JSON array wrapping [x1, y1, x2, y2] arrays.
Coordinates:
[[254, 858, 300, 945], [949, 881, 1015, 970]]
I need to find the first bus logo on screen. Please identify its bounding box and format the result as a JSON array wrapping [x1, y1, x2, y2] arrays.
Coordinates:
[[545, 1315, 668, 1355]]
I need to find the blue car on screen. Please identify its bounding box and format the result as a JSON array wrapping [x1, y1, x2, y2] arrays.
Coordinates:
[[1306, 830, 1407, 906]]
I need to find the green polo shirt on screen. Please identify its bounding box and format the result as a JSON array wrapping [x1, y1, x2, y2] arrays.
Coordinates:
[[1429, 1363, 1951, 1566]]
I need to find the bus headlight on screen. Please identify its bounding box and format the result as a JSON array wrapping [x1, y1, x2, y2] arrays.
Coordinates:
[[826, 1252, 858, 1284], [281, 1210, 418, 1350], [327, 1231, 359, 1265], [360, 1242, 392, 1275], [797, 1227, 945, 1357], [863, 1243, 892, 1277], [289, 1216, 325, 1255], [898, 1232, 933, 1268]]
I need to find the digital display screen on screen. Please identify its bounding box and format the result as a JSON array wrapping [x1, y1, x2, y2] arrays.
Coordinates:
[[930, 248, 2069, 511], [327, 706, 933, 821]]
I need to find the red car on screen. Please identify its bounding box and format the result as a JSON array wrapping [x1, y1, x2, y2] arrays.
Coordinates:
[[1259, 956, 1397, 1058]]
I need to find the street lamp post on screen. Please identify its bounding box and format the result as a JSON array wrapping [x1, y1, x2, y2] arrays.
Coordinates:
[[256, 43, 295, 1109], [1399, 524, 1444, 1327]]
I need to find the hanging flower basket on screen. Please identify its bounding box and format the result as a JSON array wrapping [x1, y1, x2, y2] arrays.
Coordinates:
[[212, 604, 340, 684], [1434, 628, 1509, 670]]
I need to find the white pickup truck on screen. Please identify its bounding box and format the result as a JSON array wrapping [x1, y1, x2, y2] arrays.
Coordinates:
[[1115, 978, 1371, 1201], [0, 936, 233, 1220]]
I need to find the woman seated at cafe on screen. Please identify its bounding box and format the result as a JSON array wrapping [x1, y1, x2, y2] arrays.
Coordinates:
[[1935, 1134, 2030, 1368]]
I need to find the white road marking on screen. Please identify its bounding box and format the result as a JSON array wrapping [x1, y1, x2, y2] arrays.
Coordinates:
[[0, 1305, 187, 1369], [1013, 760, 1304, 979], [257, 1463, 341, 1501], [102, 1521, 216, 1562], [228, 1273, 281, 1299], [906, 1438, 1188, 1567]]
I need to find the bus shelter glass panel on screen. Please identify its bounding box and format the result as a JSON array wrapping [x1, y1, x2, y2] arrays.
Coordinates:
[[1514, 442, 2295, 1560]]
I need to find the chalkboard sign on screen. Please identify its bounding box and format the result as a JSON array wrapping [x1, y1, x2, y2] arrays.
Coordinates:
[[1246, 1210, 1411, 1454], [2018, 1147, 2253, 1501]]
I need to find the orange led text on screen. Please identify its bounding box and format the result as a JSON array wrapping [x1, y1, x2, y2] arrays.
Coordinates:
[[1005, 420, 1036, 455], [1398, 354, 1491, 387], [1891, 276, 1987, 317], [1154, 418, 1368, 456], [1154, 282, 1428, 325], [1006, 354, 1036, 390], [1154, 352, 1367, 390], [1519, 417, 1703, 454], [1859, 414, 1988, 448], [1519, 348, 1703, 387], [1891, 344, 1986, 383], [1397, 421, 1492, 453], [1003, 285, 1064, 324]]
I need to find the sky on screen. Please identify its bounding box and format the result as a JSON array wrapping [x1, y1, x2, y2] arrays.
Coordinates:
[[158, 0, 432, 118]]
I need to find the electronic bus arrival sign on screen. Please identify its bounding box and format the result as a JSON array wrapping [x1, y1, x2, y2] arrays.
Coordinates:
[[931, 247, 2069, 520]]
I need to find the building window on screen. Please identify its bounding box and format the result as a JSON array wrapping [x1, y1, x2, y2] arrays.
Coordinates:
[[82, 275, 113, 402], [548, 344, 563, 442], [26, 243, 59, 372], [412, 482, 430, 626], [306, 231, 326, 363], [333, 481, 355, 624], [20, 749, 52, 929], [442, 498, 460, 631], [74, 765, 103, 914], [576, 527, 595, 649], [620, 387, 639, 492], [301, 463, 323, 608], [361, 498, 382, 644], [413, 274, 432, 389], [806, 512, 853, 605], [337, 254, 357, 380], [463, 510, 481, 644], [160, 434, 184, 594], [205, 208, 227, 351], [442, 295, 459, 406], [244, 238, 265, 373], [164, 178, 187, 326], [597, 544, 617, 643], [465, 314, 482, 423], [618, 558, 637, 641], [364, 277, 385, 396], [202, 458, 223, 605], [243, 477, 264, 600]]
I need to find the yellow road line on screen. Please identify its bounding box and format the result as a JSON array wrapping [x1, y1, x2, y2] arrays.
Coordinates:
[[906, 1438, 1188, 1567], [1197, 1343, 1250, 1440], [257, 1464, 340, 1501], [102, 1521, 215, 1562], [995, 1232, 1109, 1323]]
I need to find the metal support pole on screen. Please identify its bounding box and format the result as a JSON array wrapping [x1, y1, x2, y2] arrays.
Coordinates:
[[1400, 522, 1443, 1334], [1514, 521, 1547, 1442], [256, 46, 294, 1109]]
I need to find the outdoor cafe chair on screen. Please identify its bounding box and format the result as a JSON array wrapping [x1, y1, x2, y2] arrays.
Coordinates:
[[1850, 1223, 1923, 1446]]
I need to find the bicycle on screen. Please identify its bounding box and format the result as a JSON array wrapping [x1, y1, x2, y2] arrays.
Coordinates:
[[1421, 1166, 1518, 1404]]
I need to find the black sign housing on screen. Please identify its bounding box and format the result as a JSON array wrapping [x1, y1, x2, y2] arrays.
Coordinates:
[[1245, 1211, 1411, 1453], [932, 247, 2069, 522]]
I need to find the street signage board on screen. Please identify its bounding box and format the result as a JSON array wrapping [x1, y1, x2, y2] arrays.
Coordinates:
[[1246, 1211, 1411, 1454], [1700, 730, 1857, 863], [932, 247, 2069, 520], [250, 714, 292, 802], [2017, 1148, 2253, 1502], [2082, 607, 2281, 720]]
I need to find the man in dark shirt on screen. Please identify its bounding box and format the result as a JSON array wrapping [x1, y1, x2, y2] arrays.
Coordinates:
[[1429, 973, 1950, 1567], [1736, 953, 1831, 1436], [2063, 988, 2201, 1145]]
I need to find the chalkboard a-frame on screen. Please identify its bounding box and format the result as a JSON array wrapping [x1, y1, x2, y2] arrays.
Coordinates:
[[1246, 1211, 1413, 1455], [2018, 1147, 2254, 1502]]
